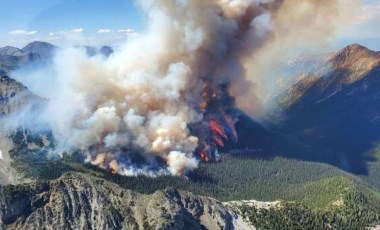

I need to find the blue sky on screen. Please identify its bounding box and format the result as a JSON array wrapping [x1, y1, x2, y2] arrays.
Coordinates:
[[0, 0, 145, 47], [0, 0, 379, 50]]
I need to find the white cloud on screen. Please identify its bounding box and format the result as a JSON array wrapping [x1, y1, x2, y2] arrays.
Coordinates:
[[8, 30, 38, 35], [98, 29, 112, 33], [48, 28, 84, 36], [2, 26, 140, 48], [117, 29, 135, 33], [70, 28, 84, 33]]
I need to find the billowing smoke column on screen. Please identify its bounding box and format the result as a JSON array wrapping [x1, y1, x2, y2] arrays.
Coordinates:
[[26, 0, 353, 176]]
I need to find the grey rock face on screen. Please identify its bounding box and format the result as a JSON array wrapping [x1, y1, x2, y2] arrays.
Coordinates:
[[0, 41, 57, 76], [0, 76, 42, 116], [0, 76, 28, 116], [0, 172, 252, 230], [0, 76, 43, 186], [0, 55, 20, 76], [276, 44, 380, 174], [0, 49, 49, 76], [21, 42, 57, 59], [0, 47, 23, 57]]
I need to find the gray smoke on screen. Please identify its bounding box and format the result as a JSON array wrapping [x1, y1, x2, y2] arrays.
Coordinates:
[[9, 0, 359, 176]]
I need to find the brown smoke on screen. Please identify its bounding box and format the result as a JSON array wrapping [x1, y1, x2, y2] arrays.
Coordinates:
[[237, 0, 361, 111], [20, 0, 359, 176]]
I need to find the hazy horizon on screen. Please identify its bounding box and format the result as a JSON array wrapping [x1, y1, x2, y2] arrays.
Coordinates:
[[0, 0, 379, 51]]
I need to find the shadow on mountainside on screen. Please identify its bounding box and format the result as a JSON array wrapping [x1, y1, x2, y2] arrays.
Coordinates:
[[226, 46, 380, 175]]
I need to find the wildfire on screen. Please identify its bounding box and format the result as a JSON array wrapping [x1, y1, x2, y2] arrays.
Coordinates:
[[213, 136, 224, 147], [194, 114, 239, 163], [209, 119, 227, 139], [199, 150, 210, 162]]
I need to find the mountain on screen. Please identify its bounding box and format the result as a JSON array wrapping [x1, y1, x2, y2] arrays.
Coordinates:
[[0, 47, 23, 57], [0, 42, 57, 76], [21, 41, 57, 59], [0, 76, 44, 185], [235, 180, 380, 229], [1, 43, 380, 228], [0, 56, 16, 76], [0, 172, 251, 230], [0, 41, 115, 76], [99, 46, 114, 57], [0, 53, 45, 76], [281, 44, 380, 108], [80, 45, 114, 57], [0, 74, 51, 186], [281, 44, 380, 107], [82, 45, 98, 56], [276, 44, 380, 175], [0, 76, 42, 116]]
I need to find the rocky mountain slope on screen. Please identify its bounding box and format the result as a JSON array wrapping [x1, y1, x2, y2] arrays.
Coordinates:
[[0, 76, 42, 116], [0, 42, 57, 76], [21, 42, 57, 59], [281, 44, 380, 108], [0, 47, 23, 57], [0, 172, 251, 230], [276, 44, 380, 175], [0, 76, 44, 185]]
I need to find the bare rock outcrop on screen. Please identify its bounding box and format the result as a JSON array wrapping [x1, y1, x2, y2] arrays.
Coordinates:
[[0, 172, 252, 230]]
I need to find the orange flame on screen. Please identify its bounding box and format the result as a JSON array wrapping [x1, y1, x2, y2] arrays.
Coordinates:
[[213, 136, 224, 147], [199, 150, 210, 162], [209, 119, 227, 139]]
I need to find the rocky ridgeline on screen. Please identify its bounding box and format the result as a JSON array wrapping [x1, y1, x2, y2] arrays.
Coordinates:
[[0, 76, 41, 116], [0, 172, 252, 230], [280, 44, 380, 109], [0, 41, 114, 76]]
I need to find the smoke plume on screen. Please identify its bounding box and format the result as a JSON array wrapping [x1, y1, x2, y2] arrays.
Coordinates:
[[13, 0, 358, 176]]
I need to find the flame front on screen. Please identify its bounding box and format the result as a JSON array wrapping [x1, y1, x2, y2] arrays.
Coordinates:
[[199, 150, 210, 162]]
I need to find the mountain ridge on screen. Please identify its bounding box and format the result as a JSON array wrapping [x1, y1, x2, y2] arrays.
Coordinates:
[[0, 47, 23, 57], [0, 171, 251, 230], [21, 41, 57, 59], [276, 43, 380, 175], [0, 41, 114, 76]]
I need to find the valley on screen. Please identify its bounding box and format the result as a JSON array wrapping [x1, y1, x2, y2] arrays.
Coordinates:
[[1, 41, 380, 229]]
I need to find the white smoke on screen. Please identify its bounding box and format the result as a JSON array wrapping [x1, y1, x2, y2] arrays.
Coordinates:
[[10, 0, 358, 176]]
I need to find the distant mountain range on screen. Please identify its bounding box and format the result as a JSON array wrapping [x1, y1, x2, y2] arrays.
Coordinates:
[[0, 41, 113, 76]]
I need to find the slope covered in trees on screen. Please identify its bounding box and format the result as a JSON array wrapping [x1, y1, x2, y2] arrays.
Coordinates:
[[9, 135, 379, 205]]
